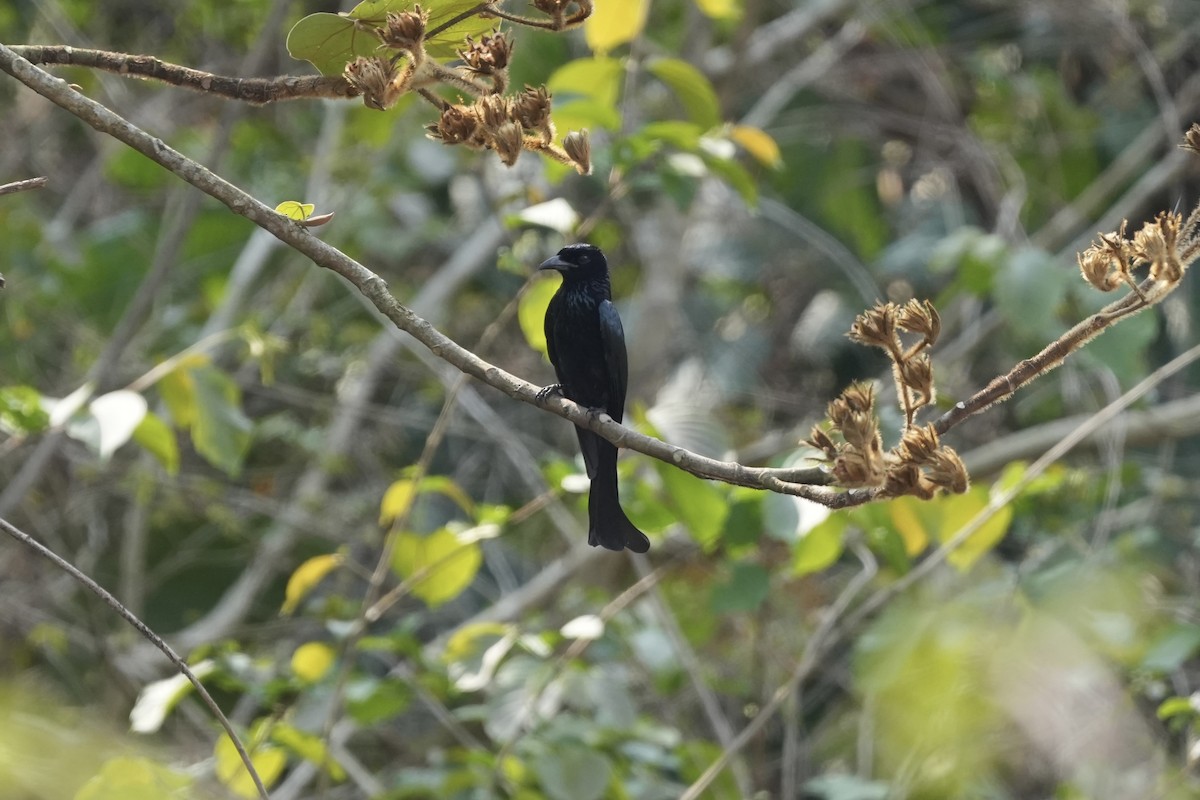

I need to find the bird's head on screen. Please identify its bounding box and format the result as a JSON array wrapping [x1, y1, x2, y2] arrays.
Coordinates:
[[538, 243, 608, 280]]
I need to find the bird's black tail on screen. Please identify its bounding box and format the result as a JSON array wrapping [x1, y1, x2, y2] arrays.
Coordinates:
[[588, 444, 650, 553]]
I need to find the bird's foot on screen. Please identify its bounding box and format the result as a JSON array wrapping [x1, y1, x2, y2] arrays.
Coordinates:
[[536, 383, 564, 403]]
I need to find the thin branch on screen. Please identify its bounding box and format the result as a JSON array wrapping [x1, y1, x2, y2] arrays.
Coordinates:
[[0, 175, 47, 195], [933, 277, 1159, 434], [0, 516, 270, 800], [8, 45, 358, 104]]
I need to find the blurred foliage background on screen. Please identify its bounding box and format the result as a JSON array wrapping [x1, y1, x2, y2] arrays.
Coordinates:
[[4, 0, 1200, 797]]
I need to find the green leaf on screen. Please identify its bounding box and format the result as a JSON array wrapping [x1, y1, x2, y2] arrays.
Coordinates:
[[132, 412, 179, 475], [700, 151, 758, 206], [551, 99, 622, 134], [647, 58, 721, 129], [939, 487, 1012, 571], [0, 385, 49, 433], [533, 744, 612, 800], [271, 722, 346, 781], [288, 0, 497, 76], [75, 757, 191, 800], [214, 733, 286, 799], [285, 13, 377, 77], [992, 247, 1071, 343], [519, 275, 560, 358], [190, 365, 253, 477], [346, 677, 413, 724], [710, 561, 770, 613], [639, 120, 704, 151], [656, 463, 729, 550], [792, 514, 846, 576], [1141, 624, 1200, 673], [290, 642, 336, 683], [547, 57, 624, 109], [1156, 696, 1198, 722], [392, 528, 482, 607]]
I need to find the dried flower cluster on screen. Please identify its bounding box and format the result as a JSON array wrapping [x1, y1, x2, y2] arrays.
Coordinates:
[[1078, 211, 1195, 296], [340, 2, 593, 173], [849, 299, 940, 426], [426, 87, 590, 172], [808, 299, 967, 498]]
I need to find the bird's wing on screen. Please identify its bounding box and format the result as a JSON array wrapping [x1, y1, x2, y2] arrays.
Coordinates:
[[597, 299, 629, 423], [543, 292, 561, 376]]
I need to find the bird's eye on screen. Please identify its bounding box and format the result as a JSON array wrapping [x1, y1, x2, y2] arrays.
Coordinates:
[[579, 254, 591, 265]]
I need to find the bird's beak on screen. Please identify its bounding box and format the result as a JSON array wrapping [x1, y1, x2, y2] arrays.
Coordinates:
[[538, 254, 568, 272]]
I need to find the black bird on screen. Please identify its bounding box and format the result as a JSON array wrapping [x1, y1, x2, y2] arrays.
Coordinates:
[[537, 244, 650, 553]]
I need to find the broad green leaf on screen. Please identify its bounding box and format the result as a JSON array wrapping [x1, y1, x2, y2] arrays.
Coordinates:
[[710, 561, 770, 613], [640, 120, 704, 151], [291, 642, 336, 683], [939, 487, 1012, 571], [1157, 696, 1198, 722], [190, 365, 252, 476], [992, 247, 1071, 343], [214, 734, 286, 799], [132, 412, 179, 475], [550, 99, 622, 134], [730, 124, 782, 168], [700, 151, 758, 206], [693, 0, 742, 20], [0, 385, 49, 433], [271, 723, 346, 781], [519, 275, 560, 358], [792, 514, 846, 576], [282, 553, 343, 615], [392, 529, 482, 607], [657, 463, 729, 550], [647, 58, 721, 129], [75, 757, 191, 800], [533, 744, 612, 800], [88, 390, 147, 462], [275, 201, 315, 221], [158, 354, 212, 428], [346, 677, 413, 724], [584, 0, 649, 55], [288, 1, 499, 76], [129, 660, 216, 734], [349, 0, 495, 59], [285, 13, 379, 77], [1141, 624, 1200, 673], [547, 57, 624, 109], [380, 474, 476, 525]]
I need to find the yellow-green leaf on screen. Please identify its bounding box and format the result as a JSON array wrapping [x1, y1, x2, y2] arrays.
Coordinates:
[[380, 479, 417, 526], [693, 0, 741, 20], [214, 734, 287, 799], [519, 275, 560, 358], [584, 0, 649, 55], [392, 529, 482, 607], [547, 57, 624, 109], [792, 514, 846, 576], [270, 723, 346, 781], [648, 58, 721, 129], [291, 642, 336, 683], [275, 201, 315, 221], [730, 124, 782, 169], [132, 411, 179, 475], [887, 496, 930, 557], [281, 552, 344, 615], [75, 757, 191, 800], [938, 487, 1013, 571]]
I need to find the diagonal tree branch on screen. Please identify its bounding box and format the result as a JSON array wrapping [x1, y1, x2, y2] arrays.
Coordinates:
[[0, 44, 846, 504]]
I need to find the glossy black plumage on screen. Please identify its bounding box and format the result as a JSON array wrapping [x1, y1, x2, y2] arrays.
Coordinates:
[[537, 244, 650, 553]]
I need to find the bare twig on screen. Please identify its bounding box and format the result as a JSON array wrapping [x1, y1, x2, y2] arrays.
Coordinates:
[[0, 516, 270, 800], [8, 45, 357, 103], [0, 175, 47, 195]]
